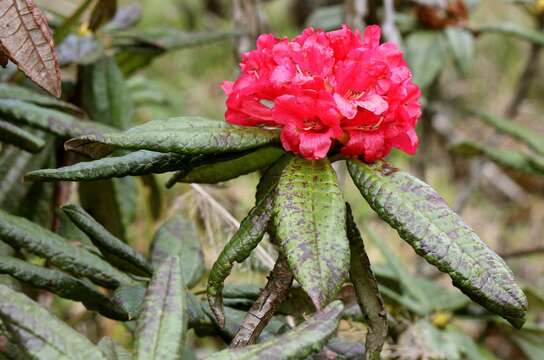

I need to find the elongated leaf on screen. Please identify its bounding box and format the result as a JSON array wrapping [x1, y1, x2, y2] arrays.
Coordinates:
[[97, 337, 131, 360], [207, 194, 274, 327], [477, 23, 544, 46], [346, 205, 387, 360], [64, 118, 279, 158], [273, 157, 349, 309], [25, 150, 190, 182], [445, 27, 474, 74], [0, 256, 128, 320], [80, 56, 133, 130], [450, 140, 544, 176], [0, 285, 107, 359], [206, 300, 343, 360], [0, 99, 114, 138], [0, 317, 27, 359], [62, 204, 153, 277], [347, 160, 528, 327], [174, 146, 284, 184], [469, 110, 544, 156], [89, 0, 117, 31], [0, 83, 81, 114], [135, 256, 187, 360], [112, 285, 146, 320], [151, 215, 204, 289], [0, 120, 44, 152], [0, 209, 135, 288], [405, 31, 448, 89], [0, 0, 61, 97]]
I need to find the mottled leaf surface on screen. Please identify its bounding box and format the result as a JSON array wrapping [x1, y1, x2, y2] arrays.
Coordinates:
[[273, 157, 349, 309], [0, 83, 81, 114], [0, 119, 44, 152], [151, 215, 204, 289], [0, 0, 61, 97], [112, 285, 146, 320], [348, 160, 528, 327], [64, 117, 279, 158], [135, 257, 187, 360], [97, 337, 131, 360], [206, 301, 343, 360], [0, 209, 134, 288], [0, 285, 107, 359], [26, 150, 190, 182]]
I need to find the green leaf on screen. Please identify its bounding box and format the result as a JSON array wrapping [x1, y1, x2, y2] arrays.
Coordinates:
[[477, 23, 544, 46], [25, 150, 190, 182], [172, 146, 285, 184], [80, 56, 133, 130], [0, 83, 82, 115], [273, 157, 349, 309], [64, 117, 279, 158], [347, 160, 528, 327], [78, 177, 138, 241], [62, 204, 152, 277], [405, 31, 448, 89], [0, 285, 107, 360], [0, 256, 128, 320], [97, 337, 131, 360], [207, 194, 274, 327], [469, 110, 544, 156], [54, 0, 95, 44], [445, 27, 474, 75], [0, 99, 114, 138], [510, 331, 544, 360], [0, 120, 44, 153], [135, 256, 187, 360], [305, 5, 344, 30], [112, 285, 146, 320], [450, 140, 544, 176], [0, 209, 135, 288], [346, 204, 387, 360], [206, 300, 343, 360], [151, 215, 205, 289]]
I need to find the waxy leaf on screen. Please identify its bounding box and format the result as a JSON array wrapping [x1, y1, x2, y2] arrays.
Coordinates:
[[62, 204, 153, 277], [273, 157, 349, 309], [0, 209, 135, 288], [112, 285, 146, 320], [0, 256, 128, 320], [151, 215, 205, 289], [173, 146, 284, 184], [64, 117, 279, 158], [206, 300, 343, 360], [0, 285, 107, 359], [0, 119, 44, 152], [0, 0, 61, 97], [347, 160, 528, 327], [0, 83, 81, 114], [0, 99, 114, 138], [25, 150, 190, 182], [207, 194, 274, 327], [98, 337, 131, 360], [135, 256, 187, 360]]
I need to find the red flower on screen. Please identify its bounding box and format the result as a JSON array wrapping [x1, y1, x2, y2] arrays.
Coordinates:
[[223, 25, 421, 161]]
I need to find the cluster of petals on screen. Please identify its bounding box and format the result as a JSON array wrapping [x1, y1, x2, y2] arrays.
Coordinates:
[[222, 24, 421, 161]]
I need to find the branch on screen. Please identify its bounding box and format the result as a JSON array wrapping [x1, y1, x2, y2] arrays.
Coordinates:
[[382, 0, 402, 47], [500, 245, 544, 259], [230, 253, 293, 347], [345, 0, 367, 30], [232, 0, 267, 61]]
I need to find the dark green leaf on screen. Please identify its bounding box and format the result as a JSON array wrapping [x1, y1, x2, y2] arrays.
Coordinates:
[[112, 285, 146, 320], [62, 204, 152, 277], [97, 337, 131, 360], [0, 120, 44, 153], [0, 83, 82, 114], [206, 301, 343, 360], [273, 157, 349, 309], [348, 160, 528, 327], [80, 56, 133, 130], [0, 256, 128, 320], [151, 215, 204, 289], [207, 194, 273, 327], [405, 31, 448, 89], [0, 285, 107, 359], [0, 99, 114, 138], [64, 117, 279, 158], [89, 0, 118, 31], [25, 150, 191, 182], [445, 27, 474, 74], [173, 146, 284, 184], [135, 257, 187, 360], [0, 209, 135, 288], [477, 23, 544, 46], [346, 204, 386, 360]]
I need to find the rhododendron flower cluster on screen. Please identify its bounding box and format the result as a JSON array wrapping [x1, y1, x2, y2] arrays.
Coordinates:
[[222, 25, 421, 161]]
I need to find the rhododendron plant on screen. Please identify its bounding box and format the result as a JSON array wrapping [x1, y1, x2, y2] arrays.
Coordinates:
[[223, 25, 421, 161]]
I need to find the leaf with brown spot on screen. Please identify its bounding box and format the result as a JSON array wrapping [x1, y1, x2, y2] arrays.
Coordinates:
[[0, 0, 61, 97]]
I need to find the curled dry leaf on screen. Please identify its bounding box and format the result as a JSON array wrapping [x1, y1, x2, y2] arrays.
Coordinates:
[[0, 0, 61, 97]]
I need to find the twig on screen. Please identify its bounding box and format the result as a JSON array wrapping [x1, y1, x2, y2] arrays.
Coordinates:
[[190, 184, 275, 270], [500, 245, 544, 259], [230, 253, 293, 347], [232, 0, 267, 61], [345, 0, 368, 30], [382, 0, 402, 46]]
